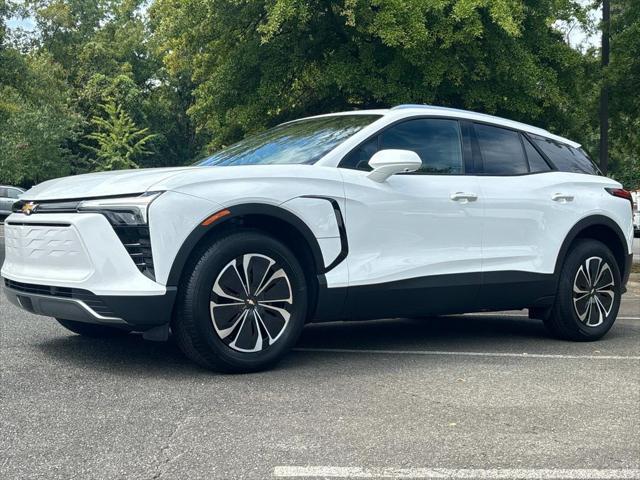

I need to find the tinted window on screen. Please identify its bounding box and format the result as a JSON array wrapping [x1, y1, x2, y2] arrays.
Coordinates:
[[197, 115, 380, 166], [379, 119, 463, 174], [523, 136, 551, 173], [529, 134, 599, 175], [341, 137, 378, 170], [475, 124, 528, 175]]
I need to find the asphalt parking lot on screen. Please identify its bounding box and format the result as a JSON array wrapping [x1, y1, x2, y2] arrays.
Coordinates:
[[1, 226, 639, 479]]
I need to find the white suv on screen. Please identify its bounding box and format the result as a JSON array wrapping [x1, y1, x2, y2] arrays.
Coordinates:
[[2, 105, 634, 372]]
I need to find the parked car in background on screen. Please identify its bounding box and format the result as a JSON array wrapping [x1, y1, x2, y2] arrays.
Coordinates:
[[1, 105, 635, 372], [0, 186, 24, 219], [632, 191, 640, 236]]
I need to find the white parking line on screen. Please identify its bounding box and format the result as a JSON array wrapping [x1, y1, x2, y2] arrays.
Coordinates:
[[273, 466, 640, 479], [293, 348, 640, 361], [463, 313, 640, 321]]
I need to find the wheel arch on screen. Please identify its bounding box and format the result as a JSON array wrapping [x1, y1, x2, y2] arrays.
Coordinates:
[[165, 203, 326, 317], [554, 215, 630, 283]]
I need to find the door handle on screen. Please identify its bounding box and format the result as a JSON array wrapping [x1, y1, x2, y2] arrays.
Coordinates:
[[552, 193, 574, 203], [450, 192, 478, 203]]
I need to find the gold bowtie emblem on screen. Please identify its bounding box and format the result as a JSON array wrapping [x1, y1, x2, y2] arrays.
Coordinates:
[[21, 202, 37, 216]]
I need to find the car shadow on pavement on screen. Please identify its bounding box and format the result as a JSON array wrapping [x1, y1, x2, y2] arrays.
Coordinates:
[[35, 314, 558, 376], [298, 314, 549, 349], [37, 333, 207, 377]]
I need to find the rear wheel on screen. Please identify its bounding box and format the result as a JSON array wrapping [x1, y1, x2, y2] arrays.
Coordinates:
[[544, 239, 621, 341], [172, 230, 308, 373], [56, 319, 130, 337]]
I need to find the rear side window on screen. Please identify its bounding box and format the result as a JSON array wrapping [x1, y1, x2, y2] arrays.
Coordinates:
[[523, 136, 551, 173], [529, 134, 599, 175], [474, 124, 528, 175], [0, 188, 7, 198]]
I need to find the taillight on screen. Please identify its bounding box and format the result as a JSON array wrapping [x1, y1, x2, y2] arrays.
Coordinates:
[[605, 188, 634, 211]]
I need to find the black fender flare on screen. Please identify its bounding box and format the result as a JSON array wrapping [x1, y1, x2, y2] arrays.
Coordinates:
[[553, 214, 629, 277], [165, 203, 328, 287]]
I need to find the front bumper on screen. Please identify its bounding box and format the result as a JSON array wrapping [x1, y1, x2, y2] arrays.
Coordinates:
[[3, 279, 176, 328], [1, 212, 175, 327]]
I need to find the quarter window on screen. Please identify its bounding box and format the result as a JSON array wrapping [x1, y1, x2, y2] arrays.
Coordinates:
[[475, 124, 528, 175], [341, 137, 378, 171], [529, 134, 600, 175], [523, 136, 551, 173]]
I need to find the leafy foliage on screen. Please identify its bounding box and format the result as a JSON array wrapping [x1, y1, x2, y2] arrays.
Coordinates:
[[84, 101, 157, 170], [152, 0, 592, 150], [0, 49, 80, 185], [0, 0, 637, 190], [607, 0, 640, 189]]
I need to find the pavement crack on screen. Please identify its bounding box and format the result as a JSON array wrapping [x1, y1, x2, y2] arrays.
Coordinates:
[[150, 415, 193, 480]]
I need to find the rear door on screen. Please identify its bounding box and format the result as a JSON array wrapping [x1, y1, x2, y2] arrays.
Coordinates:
[[471, 123, 584, 309]]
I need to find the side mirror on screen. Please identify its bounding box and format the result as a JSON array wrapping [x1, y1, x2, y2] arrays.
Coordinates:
[[367, 149, 422, 182]]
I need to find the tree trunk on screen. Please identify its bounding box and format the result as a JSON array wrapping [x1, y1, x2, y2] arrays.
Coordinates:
[[599, 0, 610, 175]]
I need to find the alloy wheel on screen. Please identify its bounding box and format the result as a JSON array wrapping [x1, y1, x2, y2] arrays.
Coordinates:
[[210, 253, 293, 352], [572, 256, 615, 327]]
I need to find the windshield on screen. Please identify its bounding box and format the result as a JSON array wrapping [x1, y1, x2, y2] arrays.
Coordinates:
[[196, 115, 381, 166]]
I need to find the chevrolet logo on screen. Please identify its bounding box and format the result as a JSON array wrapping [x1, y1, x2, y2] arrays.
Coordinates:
[[20, 202, 38, 216]]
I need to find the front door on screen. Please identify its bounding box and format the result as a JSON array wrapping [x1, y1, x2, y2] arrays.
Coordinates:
[[338, 117, 483, 319]]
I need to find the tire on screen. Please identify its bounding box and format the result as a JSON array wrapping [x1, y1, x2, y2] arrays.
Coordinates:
[[172, 230, 308, 373], [544, 239, 621, 341], [56, 319, 131, 337]]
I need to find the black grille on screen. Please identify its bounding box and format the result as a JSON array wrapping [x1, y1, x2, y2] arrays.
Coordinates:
[[4, 279, 116, 317], [113, 225, 155, 279]]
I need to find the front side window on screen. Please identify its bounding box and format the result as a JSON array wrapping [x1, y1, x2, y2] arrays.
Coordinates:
[[529, 134, 600, 175], [7, 189, 21, 199], [475, 123, 528, 175], [196, 115, 380, 167], [341, 118, 464, 174]]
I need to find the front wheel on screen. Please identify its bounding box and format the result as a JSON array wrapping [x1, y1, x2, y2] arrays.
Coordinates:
[[544, 239, 621, 341], [172, 230, 308, 373]]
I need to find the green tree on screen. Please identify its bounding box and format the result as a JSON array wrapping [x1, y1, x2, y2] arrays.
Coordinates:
[[152, 0, 593, 151], [0, 10, 80, 187], [607, 0, 640, 189], [24, 0, 202, 169], [84, 100, 157, 170]]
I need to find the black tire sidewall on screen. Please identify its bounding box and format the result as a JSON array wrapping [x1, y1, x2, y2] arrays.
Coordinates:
[[555, 239, 621, 339], [185, 231, 308, 370]]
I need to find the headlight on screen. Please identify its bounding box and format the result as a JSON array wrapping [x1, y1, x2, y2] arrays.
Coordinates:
[[78, 192, 163, 281], [77, 191, 163, 225]]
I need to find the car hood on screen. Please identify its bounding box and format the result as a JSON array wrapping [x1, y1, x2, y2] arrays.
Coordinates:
[[22, 167, 200, 201]]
